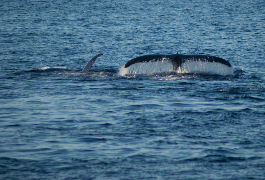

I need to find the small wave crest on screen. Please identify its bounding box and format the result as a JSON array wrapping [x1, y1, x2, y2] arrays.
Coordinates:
[[37, 66, 68, 71]]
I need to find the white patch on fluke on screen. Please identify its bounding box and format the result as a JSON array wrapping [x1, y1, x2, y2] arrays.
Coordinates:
[[180, 60, 233, 76], [119, 59, 173, 76]]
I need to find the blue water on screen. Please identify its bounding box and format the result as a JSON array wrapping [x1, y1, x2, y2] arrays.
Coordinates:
[[1, 0, 265, 179]]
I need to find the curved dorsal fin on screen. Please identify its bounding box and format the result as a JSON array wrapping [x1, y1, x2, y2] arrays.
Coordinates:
[[82, 54, 103, 73]]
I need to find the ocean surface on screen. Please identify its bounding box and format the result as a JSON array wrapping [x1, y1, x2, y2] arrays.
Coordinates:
[[1, 0, 265, 179]]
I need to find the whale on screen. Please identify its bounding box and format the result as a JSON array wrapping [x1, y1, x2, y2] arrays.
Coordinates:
[[84, 53, 233, 76], [123, 54, 231, 69], [28, 53, 232, 75]]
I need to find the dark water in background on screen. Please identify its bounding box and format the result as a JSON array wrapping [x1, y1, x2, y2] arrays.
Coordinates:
[[1, 0, 265, 179]]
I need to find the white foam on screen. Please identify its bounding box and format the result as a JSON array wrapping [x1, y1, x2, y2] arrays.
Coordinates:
[[39, 66, 51, 70], [119, 59, 174, 76], [52, 66, 67, 69], [38, 66, 67, 70]]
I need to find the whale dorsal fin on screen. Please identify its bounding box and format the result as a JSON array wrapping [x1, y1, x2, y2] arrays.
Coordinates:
[[82, 54, 103, 73]]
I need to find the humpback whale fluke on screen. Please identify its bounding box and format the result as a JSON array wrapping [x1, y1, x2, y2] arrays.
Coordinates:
[[121, 54, 233, 76], [82, 54, 103, 73], [124, 54, 232, 68]]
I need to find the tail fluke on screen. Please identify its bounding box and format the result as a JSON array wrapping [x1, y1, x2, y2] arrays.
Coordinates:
[[82, 54, 103, 73], [124, 54, 232, 69]]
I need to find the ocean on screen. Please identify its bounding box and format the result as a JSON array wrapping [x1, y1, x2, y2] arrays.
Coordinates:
[[1, 0, 265, 179]]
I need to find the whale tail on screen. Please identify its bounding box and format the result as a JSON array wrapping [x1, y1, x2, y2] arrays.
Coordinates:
[[124, 54, 232, 69], [82, 54, 103, 73], [122, 54, 233, 76]]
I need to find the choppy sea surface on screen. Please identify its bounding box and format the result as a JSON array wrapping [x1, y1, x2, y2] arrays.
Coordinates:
[[1, 0, 265, 179]]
